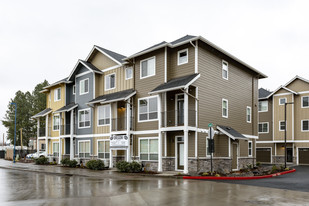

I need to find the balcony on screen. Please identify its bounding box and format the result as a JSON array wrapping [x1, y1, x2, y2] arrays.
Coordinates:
[[161, 110, 196, 127], [38, 127, 52, 137], [60, 124, 76, 135], [111, 117, 133, 131]]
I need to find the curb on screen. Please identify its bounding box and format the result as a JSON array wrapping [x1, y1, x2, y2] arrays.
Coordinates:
[[183, 169, 296, 180]]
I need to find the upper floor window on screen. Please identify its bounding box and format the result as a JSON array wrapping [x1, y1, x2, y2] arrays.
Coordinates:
[[140, 138, 158, 161], [222, 99, 228, 118], [54, 88, 61, 102], [279, 98, 286, 105], [138, 96, 158, 122], [302, 120, 309, 132], [80, 79, 89, 95], [246, 106, 251, 123], [98, 105, 111, 126], [258, 122, 269, 133], [140, 57, 155, 79], [53, 115, 60, 131], [177, 49, 188, 65], [105, 73, 116, 90], [302, 96, 309, 108], [248, 141, 252, 157], [125, 67, 133, 80], [73, 85, 76, 95], [279, 121, 286, 131], [258, 101, 268, 112], [222, 60, 228, 80], [78, 109, 90, 128], [98, 140, 110, 159]]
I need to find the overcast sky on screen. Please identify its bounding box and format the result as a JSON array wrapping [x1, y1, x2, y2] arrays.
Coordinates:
[[1, 0, 308, 141]]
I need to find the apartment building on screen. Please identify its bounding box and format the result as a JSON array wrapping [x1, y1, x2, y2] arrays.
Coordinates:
[[257, 76, 309, 165], [32, 35, 266, 174]]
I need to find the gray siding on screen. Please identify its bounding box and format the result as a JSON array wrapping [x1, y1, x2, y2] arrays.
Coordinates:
[[66, 83, 75, 104]]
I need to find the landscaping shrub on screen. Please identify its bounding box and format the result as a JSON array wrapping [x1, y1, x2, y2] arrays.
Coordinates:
[[68, 160, 78, 168], [86, 159, 105, 170], [61, 158, 70, 166], [116, 161, 142, 173], [128, 161, 142, 173], [256, 162, 261, 167], [34, 156, 49, 165], [271, 165, 278, 173]]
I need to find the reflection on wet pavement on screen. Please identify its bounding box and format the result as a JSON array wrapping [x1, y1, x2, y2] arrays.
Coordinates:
[[0, 168, 308, 206]]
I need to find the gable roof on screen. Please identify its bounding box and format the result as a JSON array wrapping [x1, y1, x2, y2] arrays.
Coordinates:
[[67, 59, 103, 81], [31, 108, 52, 119], [259, 88, 272, 99], [88, 89, 136, 105], [43, 78, 69, 90], [54, 103, 78, 113], [284, 75, 309, 87], [217, 125, 247, 140], [86, 45, 127, 65]]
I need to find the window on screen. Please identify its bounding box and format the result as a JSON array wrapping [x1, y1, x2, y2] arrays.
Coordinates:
[[279, 98, 286, 105], [98, 140, 110, 159], [246, 106, 251, 123], [79, 141, 90, 158], [222, 99, 228, 118], [302, 120, 309, 131], [222, 60, 228, 80], [138, 96, 158, 121], [80, 79, 89, 95], [73, 85, 76, 95], [177, 49, 188, 65], [105, 73, 115, 90], [54, 88, 61, 101], [125, 67, 133, 80], [140, 57, 155, 79], [53, 115, 60, 131], [302, 96, 309, 108], [53, 142, 59, 157], [140, 138, 158, 161], [98, 105, 110, 126], [78, 109, 90, 128], [279, 121, 286, 131], [248, 141, 252, 157], [258, 101, 268, 112], [258, 122, 269, 133]]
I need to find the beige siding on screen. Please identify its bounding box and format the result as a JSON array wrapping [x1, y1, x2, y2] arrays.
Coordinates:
[[213, 135, 229, 157], [92, 137, 110, 156], [93, 105, 111, 134], [286, 79, 309, 92], [258, 99, 273, 141], [256, 143, 275, 155], [198, 132, 206, 157], [294, 93, 309, 140], [95, 74, 104, 98], [276, 143, 293, 156], [239, 139, 249, 157], [89, 50, 118, 70], [103, 66, 133, 95]]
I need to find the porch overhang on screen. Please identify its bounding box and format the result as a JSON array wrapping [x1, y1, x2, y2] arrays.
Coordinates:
[[217, 125, 248, 140], [31, 108, 52, 119], [54, 103, 78, 113], [88, 89, 136, 105], [148, 73, 200, 94]]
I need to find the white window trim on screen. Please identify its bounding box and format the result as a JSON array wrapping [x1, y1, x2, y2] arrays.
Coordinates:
[[222, 60, 228, 80], [54, 88, 61, 102], [73, 85, 76, 95], [248, 141, 252, 157], [138, 137, 158, 162], [222, 98, 228, 118], [279, 120, 286, 131], [97, 139, 110, 159], [258, 122, 269, 134], [138, 96, 158, 122], [80, 78, 89, 95], [279, 97, 287, 105], [177, 48, 188, 65], [97, 104, 111, 127], [301, 96, 309, 108], [52, 141, 60, 156], [105, 73, 116, 91], [125, 67, 133, 80], [78, 140, 91, 158], [246, 106, 251, 123], [52, 114, 60, 131], [78, 108, 91, 129], [301, 119, 309, 132], [140, 56, 156, 79], [258, 100, 268, 112]]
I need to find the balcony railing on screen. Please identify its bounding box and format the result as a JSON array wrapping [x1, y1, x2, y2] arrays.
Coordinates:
[[38, 127, 52, 137], [161, 110, 196, 127], [111, 117, 133, 131], [60, 124, 76, 135]]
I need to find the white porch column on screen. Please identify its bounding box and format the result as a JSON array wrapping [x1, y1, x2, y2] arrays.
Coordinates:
[[45, 115, 49, 155], [184, 88, 189, 174], [109, 149, 113, 168], [58, 113, 62, 164], [126, 100, 131, 162], [158, 94, 163, 172], [70, 110, 74, 160], [37, 118, 40, 153]]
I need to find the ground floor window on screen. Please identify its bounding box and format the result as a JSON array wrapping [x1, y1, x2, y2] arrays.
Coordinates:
[[248, 141, 252, 157], [140, 138, 158, 161], [53, 142, 59, 157], [98, 140, 110, 159], [79, 141, 90, 158]]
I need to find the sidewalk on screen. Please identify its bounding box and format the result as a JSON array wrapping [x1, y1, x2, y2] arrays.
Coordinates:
[[0, 159, 178, 179]]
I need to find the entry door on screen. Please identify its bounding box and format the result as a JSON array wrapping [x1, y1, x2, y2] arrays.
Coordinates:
[[177, 94, 184, 126], [287, 148, 293, 162], [232, 144, 238, 170], [177, 136, 184, 170]]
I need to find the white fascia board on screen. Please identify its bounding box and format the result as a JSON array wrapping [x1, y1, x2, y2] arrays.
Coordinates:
[[79, 61, 103, 74], [284, 75, 309, 87], [148, 86, 185, 95], [282, 86, 298, 95], [123, 42, 170, 60], [217, 126, 235, 140], [94, 46, 123, 65], [184, 74, 200, 89]]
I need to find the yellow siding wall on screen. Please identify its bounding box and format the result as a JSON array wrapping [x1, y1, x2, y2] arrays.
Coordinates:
[[103, 67, 133, 95]]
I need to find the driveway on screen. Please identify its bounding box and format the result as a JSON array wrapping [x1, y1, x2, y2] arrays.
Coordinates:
[[210, 166, 309, 192]]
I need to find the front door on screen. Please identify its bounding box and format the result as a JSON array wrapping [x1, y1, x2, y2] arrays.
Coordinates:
[[177, 136, 184, 170], [176, 94, 184, 126], [287, 148, 293, 162], [232, 143, 238, 170]]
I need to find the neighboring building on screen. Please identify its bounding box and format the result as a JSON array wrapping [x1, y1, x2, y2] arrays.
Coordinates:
[[257, 76, 309, 165], [32, 35, 267, 174]]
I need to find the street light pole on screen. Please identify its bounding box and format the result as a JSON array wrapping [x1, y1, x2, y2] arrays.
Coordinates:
[[11, 102, 17, 163], [284, 102, 294, 169]]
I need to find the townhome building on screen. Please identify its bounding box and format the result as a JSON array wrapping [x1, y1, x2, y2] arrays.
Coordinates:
[[257, 76, 309, 165], [33, 35, 266, 174]]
